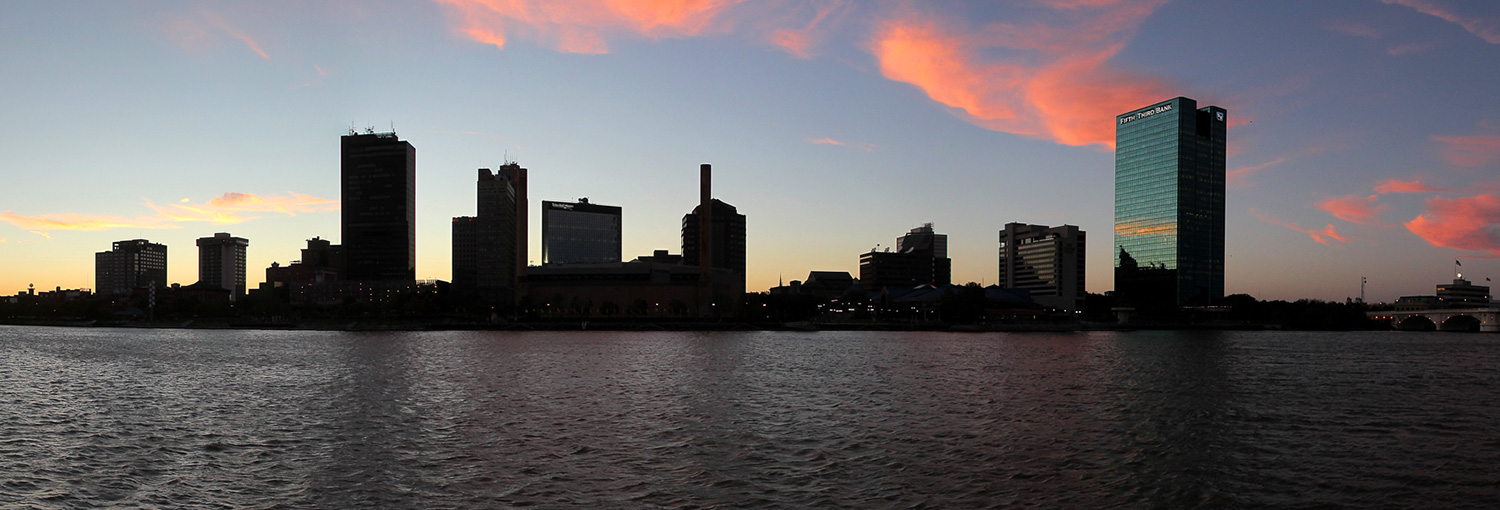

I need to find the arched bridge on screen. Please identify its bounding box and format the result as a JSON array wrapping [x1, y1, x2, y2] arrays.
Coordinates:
[[1368, 308, 1500, 332]]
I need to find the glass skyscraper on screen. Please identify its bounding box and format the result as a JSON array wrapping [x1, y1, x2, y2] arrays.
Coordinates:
[[1114, 97, 1225, 308]]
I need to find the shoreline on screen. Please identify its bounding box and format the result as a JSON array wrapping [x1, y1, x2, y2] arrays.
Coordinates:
[[0, 317, 1391, 333]]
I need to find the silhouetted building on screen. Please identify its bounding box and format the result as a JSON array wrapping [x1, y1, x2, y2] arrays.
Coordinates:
[[998, 223, 1085, 313], [96, 239, 168, 297], [342, 130, 416, 283], [523, 259, 744, 318], [196, 232, 248, 300], [1114, 97, 1225, 309], [452, 164, 525, 307], [1437, 277, 1490, 308], [542, 198, 621, 265], [778, 271, 856, 299], [682, 200, 746, 274], [860, 224, 951, 290], [259, 237, 343, 305]]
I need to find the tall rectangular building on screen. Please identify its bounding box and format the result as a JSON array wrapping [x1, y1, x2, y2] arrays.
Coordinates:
[[197, 232, 249, 300], [542, 198, 622, 265], [452, 164, 524, 307], [341, 131, 416, 283], [1114, 97, 1226, 308], [95, 239, 168, 296], [998, 223, 1085, 313]]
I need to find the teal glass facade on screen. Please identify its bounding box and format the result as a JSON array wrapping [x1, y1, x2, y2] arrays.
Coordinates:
[[1114, 97, 1225, 308]]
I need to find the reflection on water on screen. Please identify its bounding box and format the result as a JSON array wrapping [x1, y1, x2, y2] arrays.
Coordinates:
[[1, 326, 1497, 507]]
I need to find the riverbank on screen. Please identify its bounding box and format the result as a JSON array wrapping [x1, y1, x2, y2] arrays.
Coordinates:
[[0, 317, 1368, 333]]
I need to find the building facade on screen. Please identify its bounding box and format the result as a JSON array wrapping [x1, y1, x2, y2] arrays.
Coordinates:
[[95, 239, 168, 296], [542, 198, 622, 265], [997, 223, 1085, 313], [452, 164, 525, 307], [196, 232, 249, 300], [859, 224, 952, 290], [341, 131, 416, 283], [1114, 97, 1226, 309]]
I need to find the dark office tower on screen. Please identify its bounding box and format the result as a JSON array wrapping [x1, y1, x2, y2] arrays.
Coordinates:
[[341, 131, 416, 283], [95, 239, 168, 296], [859, 223, 951, 290], [452, 164, 524, 307], [542, 198, 622, 265], [1114, 97, 1226, 309], [998, 223, 1085, 313], [681, 199, 746, 274], [197, 232, 249, 300]]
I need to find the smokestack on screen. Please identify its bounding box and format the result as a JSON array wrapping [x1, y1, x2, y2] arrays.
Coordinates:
[[700, 163, 712, 315]]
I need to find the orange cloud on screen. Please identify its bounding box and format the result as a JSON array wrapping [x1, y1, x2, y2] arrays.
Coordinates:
[[1, 192, 337, 234], [207, 192, 339, 214], [1318, 194, 1390, 225], [870, 2, 1173, 148], [0, 212, 175, 232], [1255, 211, 1349, 245], [1404, 194, 1500, 256], [1382, 0, 1500, 44], [435, 0, 737, 53], [1434, 134, 1500, 167], [1374, 177, 1442, 194]]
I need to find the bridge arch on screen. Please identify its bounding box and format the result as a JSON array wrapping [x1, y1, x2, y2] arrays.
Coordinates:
[[1396, 315, 1436, 331], [1440, 314, 1482, 332]]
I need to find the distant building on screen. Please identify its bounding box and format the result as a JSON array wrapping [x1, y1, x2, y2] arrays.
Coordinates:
[[196, 232, 248, 300], [542, 198, 622, 265], [96, 239, 168, 296], [259, 237, 343, 305], [341, 131, 416, 283], [1437, 277, 1490, 308], [1114, 97, 1226, 309], [523, 259, 744, 318], [453, 164, 526, 307], [998, 223, 1085, 313], [770, 271, 857, 299], [860, 224, 951, 290]]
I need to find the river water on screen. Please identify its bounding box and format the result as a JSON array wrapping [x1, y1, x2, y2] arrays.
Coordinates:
[[1, 326, 1497, 508]]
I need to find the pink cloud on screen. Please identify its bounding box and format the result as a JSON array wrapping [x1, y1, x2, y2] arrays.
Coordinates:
[[1318, 194, 1391, 225], [870, 1, 1175, 149], [1255, 210, 1349, 245], [1382, 0, 1500, 44], [162, 8, 271, 59], [1387, 41, 1437, 55], [1405, 194, 1500, 256], [768, 0, 845, 59], [435, 0, 737, 54], [1374, 177, 1442, 194], [0, 192, 337, 233], [807, 137, 875, 152], [1434, 134, 1500, 167], [1227, 156, 1287, 188], [1327, 19, 1382, 39]]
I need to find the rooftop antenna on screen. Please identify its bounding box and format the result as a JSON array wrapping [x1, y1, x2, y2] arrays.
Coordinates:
[[389, 120, 395, 134], [1360, 276, 1366, 303]]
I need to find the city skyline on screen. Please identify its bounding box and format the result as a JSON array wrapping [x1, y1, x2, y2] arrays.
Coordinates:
[[3, 1, 1500, 302]]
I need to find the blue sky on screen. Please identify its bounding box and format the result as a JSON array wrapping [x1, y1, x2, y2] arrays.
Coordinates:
[[3, 0, 1499, 302]]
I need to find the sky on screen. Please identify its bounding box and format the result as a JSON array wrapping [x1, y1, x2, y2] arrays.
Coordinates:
[[2, 0, 1499, 303]]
